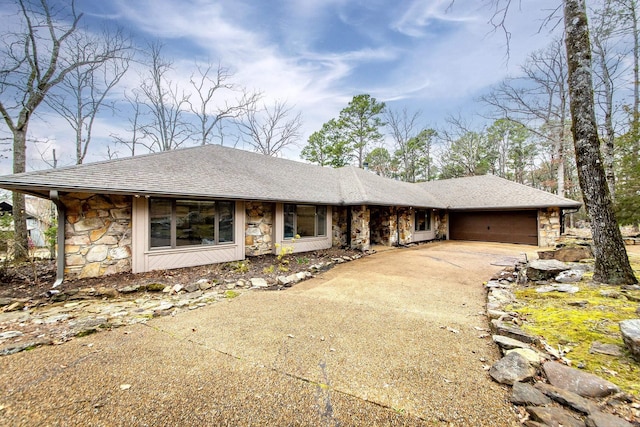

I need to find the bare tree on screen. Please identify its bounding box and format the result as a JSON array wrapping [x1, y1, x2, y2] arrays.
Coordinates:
[[590, 0, 627, 201], [0, 0, 130, 259], [237, 100, 302, 156], [481, 38, 570, 196], [137, 42, 193, 152], [189, 62, 261, 146], [386, 107, 426, 182], [45, 28, 131, 164], [564, 0, 636, 284], [111, 90, 146, 157]]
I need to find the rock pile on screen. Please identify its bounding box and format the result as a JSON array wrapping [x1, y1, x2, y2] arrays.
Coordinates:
[[486, 263, 640, 426]]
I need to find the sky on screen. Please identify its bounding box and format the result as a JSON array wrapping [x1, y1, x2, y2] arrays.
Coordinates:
[[0, 0, 563, 175]]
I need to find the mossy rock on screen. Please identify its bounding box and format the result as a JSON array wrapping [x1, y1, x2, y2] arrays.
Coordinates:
[[145, 283, 166, 292]]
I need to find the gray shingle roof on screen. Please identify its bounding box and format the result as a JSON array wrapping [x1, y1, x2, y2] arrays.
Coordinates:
[[0, 144, 581, 210], [419, 174, 582, 209]]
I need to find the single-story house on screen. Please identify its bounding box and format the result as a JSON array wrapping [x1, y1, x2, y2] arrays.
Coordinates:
[[1, 197, 54, 248], [0, 144, 581, 282]]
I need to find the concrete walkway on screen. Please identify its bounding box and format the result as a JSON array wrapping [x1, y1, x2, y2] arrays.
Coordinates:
[[0, 241, 537, 426]]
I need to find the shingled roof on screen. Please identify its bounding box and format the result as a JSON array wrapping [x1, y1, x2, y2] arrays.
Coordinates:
[[0, 144, 581, 209], [419, 174, 581, 209]]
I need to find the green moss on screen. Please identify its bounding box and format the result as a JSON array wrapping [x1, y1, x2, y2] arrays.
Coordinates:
[[513, 280, 640, 396], [145, 283, 166, 292], [224, 290, 240, 299]]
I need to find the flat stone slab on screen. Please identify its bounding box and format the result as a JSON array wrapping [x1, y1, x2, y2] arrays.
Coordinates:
[[511, 381, 551, 406], [493, 334, 532, 351], [526, 406, 586, 427], [585, 411, 634, 427], [555, 270, 585, 283], [589, 341, 623, 357], [536, 284, 580, 294], [619, 319, 640, 360], [491, 320, 538, 344], [489, 352, 536, 385], [538, 246, 593, 262], [543, 361, 620, 398], [534, 383, 598, 415], [527, 260, 572, 281]]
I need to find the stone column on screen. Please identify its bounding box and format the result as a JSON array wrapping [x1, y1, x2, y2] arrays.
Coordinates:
[[350, 205, 370, 251]]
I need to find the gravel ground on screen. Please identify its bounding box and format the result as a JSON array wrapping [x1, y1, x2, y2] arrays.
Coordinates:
[[0, 241, 537, 426]]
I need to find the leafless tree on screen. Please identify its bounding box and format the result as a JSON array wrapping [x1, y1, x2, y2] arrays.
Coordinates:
[[481, 37, 570, 196], [386, 107, 422, 182], [237, 100, 303, 156], [590, 0, 627, 200], [45, 28, 131, 164], [137, 42, 193, 152], [0, 0, 130, 259], [189, 62, 261, 146], [111, 90, 147, 157]]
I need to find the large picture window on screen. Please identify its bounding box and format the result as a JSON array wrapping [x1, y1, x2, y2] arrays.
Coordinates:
[[284, 204, 327, 239], [415, 209, 431, 232], [150, 199, 234, 249]]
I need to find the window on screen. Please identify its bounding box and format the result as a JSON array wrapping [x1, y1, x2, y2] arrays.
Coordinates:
[[415, 209, 431, 232], [284, 204, 327, 239], [149, 199, 234, 249]]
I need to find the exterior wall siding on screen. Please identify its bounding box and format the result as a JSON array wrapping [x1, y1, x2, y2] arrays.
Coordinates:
[[131, 198, 245, 273], [62, 193, 132, 278], [273, 203, 333, 254]]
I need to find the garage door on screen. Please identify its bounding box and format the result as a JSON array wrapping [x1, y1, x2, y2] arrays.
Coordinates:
[[449, 211, 538, 245]]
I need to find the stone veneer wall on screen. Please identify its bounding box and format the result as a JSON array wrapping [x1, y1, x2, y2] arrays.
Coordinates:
[[370, 207, 396, 246], [350, 205, 370, 251], [539, 207, 561, 247], [332, 206, 348, 248], [61, 193, 132, 278], [436, 211, 447, 240], [397, 208, 413, 245], [245, 202, 274, 256]]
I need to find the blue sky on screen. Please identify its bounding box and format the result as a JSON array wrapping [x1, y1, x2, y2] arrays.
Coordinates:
[[0, 0, 562, 174]]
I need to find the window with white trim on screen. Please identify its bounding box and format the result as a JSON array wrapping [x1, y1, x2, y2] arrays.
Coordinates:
[[149, 199, 234, 248], [284, 204, 327, 239], [415, 209, 431, 232]]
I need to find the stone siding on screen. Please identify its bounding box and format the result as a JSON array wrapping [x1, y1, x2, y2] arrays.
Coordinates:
[[245, 202, 274, 256], [61, 193, 132, 278], [332, 206, 348, 248], [350, 205, 370, 251], [436, 211, 447, 240], [539, 208, 561, 247], [370, 206, 396, 246], [398, 208, 413, 245]]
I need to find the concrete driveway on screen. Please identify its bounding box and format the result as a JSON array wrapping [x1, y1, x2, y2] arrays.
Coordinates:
[[0, 241, 536, 426]]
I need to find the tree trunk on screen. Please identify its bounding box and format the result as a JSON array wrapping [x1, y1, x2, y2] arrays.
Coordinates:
[[564, 0, 637, 285], [12, 127, 29, 261]]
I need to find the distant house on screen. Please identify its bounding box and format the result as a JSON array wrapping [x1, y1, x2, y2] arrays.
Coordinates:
[[0, 145, 581, 280], [0, 197, 54, 248]]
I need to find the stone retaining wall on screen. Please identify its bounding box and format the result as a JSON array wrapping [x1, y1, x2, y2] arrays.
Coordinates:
[[539, 208, 561, 247], [61, 193, 132, 278], [245, 202, 274, 256]]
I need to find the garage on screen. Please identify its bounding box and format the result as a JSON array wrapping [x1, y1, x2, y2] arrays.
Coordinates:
[[449, 210, 538, 245]]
